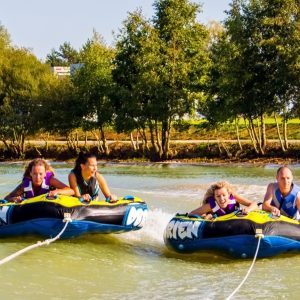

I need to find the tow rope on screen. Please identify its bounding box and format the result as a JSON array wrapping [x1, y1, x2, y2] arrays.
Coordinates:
[[0, 213, 72, 266], [225, 229, 264, 300]]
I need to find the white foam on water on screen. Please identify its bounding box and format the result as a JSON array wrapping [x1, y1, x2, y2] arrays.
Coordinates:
[[232, 184, 266, 202], [127, 188, 202, 198], [116, 208, 174, 251]]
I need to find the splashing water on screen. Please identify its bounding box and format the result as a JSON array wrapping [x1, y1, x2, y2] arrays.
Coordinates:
[[116, 208, 174, 256]]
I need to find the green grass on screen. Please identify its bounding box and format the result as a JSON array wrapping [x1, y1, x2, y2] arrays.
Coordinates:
[[171, 118, 300, 140], [28, 117, 300, 142]]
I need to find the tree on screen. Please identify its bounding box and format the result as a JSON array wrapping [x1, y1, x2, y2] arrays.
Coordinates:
[[36, 76, 82, 152], [261, 0, 300, 150], [0, 47, 53, 157], [46, 42, 80, 66], [0, 23, 11, 105], [204, 0, 300, 154], [112, 9, 163, 155], [152, 0, 210, 159], [201, 30, 245, 154], [113, 0, 210, 160], [0, 23, 11, 50], [72, 33, 115, 155]]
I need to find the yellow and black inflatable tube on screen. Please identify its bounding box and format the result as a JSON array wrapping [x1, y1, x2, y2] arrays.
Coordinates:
[[0, 194, 148, 238], [164, 210, 300, 258]]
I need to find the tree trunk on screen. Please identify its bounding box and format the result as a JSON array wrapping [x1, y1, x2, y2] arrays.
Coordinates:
[[155, 120, 163, 157], [260, 114, 266, 150], [283, 117, 289, 150], [66, 133, 77, 151], [256, 119, 263, 154], [100, 126, 109, 156], [84, 132, 88, 147], [245, 118, 259, 154], [42, 132, 50, 151], [220, 140, 232, 158], [1, 139, 10, 153], [92, 131, 104, 153], [149, 121, 158, 153], [130, 132, 137, 151], [20, 133, 26, 157], [142, 128, 149, 151], [75, 131, 79, 149], [274, 113, 286, 152], [34, 146, 42, 157], [215, 129, 222, 154], [162, 119, 171, 160], [135, 131, 139, 150], [250, 118, 264, 155], [136, 128, 147, 152], [235, 118, 243, 150]]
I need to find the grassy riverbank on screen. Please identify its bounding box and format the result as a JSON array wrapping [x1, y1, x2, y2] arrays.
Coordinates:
[[1, 140, 299, 165], [1, 119, 300, 164]]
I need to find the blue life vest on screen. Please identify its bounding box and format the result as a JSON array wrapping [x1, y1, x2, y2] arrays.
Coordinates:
[[23, 171, 53, 198], [207, 194, 239, 216], [71, 169, 100, 199], [271, 183, 300, 218]]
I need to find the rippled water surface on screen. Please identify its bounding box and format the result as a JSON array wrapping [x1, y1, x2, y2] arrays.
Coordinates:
[[0, 161, 300, 300]]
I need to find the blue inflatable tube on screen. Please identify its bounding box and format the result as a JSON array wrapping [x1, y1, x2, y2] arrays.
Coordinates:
[[0, 194, 148, 239], [164, 211, 300, 258]]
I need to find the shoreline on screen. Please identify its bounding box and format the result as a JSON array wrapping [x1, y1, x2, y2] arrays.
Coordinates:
[[1, 140, 300, 167], [108, 158, 300, 167], [2, 157, 299, 167]]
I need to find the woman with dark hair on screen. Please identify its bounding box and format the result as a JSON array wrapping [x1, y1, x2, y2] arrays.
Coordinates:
[[68, 152, 117, 202], [5, 158, 74, 202]]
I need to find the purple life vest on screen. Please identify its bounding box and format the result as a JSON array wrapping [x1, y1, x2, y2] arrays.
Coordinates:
[[207, 194, 239, 216], [23, 171, 53, 199]]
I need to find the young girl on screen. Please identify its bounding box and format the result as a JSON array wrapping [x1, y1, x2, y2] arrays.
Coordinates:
[[5, 158, 74, 202], [68, 152, 117, 202], [189, 181, 258, 218]]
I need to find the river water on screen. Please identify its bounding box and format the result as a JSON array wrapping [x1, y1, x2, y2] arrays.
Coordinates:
[[0, 161, 300, 300]]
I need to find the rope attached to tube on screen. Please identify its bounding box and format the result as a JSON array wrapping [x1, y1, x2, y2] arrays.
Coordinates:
[[0, 213, 72, 266], [225, 229, 264, 300]]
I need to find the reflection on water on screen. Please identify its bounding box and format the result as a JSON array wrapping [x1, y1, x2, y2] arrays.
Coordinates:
[[0, 162, 299, 299]]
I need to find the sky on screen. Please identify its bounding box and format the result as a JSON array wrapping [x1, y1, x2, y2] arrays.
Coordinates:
[[1, 0, 230, 60]]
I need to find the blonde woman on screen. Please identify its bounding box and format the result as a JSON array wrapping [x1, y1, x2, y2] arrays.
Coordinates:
[[189, 181, 257, 218], [5, 158, 74, 202]]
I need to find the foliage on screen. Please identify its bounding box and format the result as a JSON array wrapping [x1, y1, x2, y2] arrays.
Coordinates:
[[72, 32, 116, 154], [113, 0, 210, 160], [1, 2, 300, 160], [0, 46, 53, 157], [152, 0, 210, 157], [36, 77, 80, 134], [203, 0, 300, 154], [46, 42, 80, 66], [112, 9, 162, 138]]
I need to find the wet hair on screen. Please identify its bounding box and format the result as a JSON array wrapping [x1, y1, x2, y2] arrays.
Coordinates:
[[23, 158, 54, 179], [73, 151, 97, 173], [203, 181, 233, 204], [276, 165, 291, 176]]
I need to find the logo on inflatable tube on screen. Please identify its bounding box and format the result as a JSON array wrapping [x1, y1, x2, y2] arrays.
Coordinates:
[[164, 220, 201, 240], [124, 206, 147, 228], [0, 206, 9, 225]]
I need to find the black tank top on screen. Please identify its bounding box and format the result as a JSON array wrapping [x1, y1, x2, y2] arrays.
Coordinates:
[[72, 169, 99, 198]]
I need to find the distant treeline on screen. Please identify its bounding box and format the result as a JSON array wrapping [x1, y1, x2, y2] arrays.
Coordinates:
[[0, 0, 299, 161]]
